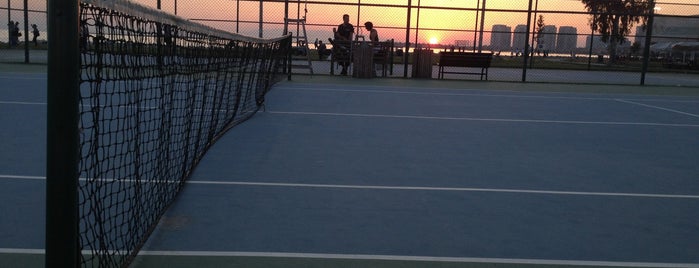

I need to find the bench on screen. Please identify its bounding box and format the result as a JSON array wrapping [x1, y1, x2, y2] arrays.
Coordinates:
[[437, 52, 493, 80]]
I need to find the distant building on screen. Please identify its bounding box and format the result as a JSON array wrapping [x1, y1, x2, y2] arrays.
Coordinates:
[[557, 26, 578, 52], [634, 15, 699, 44], [490, 24, 512, 51], [512, 24, 528, 51], [538, 25, 557, 52], [585, 35, 608, 54], [454, 40, 472, 49]]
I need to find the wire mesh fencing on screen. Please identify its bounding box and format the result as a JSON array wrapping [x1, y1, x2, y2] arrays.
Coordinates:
[[1, 0, 47, 63], [3, 0, 699, 85]]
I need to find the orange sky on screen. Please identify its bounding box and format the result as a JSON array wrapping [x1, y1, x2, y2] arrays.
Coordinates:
[[1, 0, 693, 47], [137, 0, 699, 46]]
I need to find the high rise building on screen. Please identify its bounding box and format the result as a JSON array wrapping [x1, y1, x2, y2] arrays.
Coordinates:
[[512, 24, 528, 51], [557, 26, 578, 52], [538, 25, 557, 52], [490, 24, 512, 51]]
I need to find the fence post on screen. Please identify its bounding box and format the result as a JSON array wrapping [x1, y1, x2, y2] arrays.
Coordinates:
[[521, 0, 534, 82], [640, 0, 656, 85], [23, 0, 28, 63]]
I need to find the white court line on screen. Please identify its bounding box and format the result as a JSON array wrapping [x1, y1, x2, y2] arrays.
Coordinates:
[[1, 248, 698, 267], [189, 180, 699, 200], [1, 248, 697, 268], [278, 86, 699, 103], [136, 251, 699, 268], [0, 101, 46, 106], [267, 110, 699, 128], [280, 86, 608, 100], [0, 75, 46, 81], [616, 99, 699, 118], [0, 248, 44, 254], [0, 174, 45, 180], [3, 174, 698, 199]]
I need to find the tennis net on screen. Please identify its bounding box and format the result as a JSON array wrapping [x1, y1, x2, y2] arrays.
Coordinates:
[[76, 0, 290, 266]]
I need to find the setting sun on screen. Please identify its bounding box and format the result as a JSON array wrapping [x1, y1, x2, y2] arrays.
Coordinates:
[[429, 37, 438, 45]]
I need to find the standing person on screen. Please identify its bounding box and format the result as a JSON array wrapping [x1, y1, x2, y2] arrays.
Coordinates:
[[12, 22, 21, 48], [6, 21, 13, 47], [333, 14, 354, 75], [335, 14, 354, 42], [31, 24, 40, 46]]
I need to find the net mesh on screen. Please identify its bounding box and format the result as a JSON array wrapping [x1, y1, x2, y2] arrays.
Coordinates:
[[77, 0, 290, 266]]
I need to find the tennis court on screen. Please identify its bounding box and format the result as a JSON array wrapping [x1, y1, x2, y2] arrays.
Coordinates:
[[2, 70, 699, 267]]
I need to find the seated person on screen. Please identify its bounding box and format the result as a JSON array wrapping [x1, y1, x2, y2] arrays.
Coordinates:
[[364, 21, 379, 46], [316, 40, 328, 60]]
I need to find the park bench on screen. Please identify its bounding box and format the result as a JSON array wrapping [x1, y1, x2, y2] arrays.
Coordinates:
[[437, 52, 493, 80]]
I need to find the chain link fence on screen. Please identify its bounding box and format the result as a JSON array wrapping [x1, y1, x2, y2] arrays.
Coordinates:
[[3, 0, 698, 86], [1, 0, 47, 63]]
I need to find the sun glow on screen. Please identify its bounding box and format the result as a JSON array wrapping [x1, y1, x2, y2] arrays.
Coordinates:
[[429, 37, 438, 45]]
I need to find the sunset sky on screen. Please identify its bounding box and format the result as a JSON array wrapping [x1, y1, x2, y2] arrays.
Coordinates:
[[3, 0, 698, 47], [146, 0, 698, 46]]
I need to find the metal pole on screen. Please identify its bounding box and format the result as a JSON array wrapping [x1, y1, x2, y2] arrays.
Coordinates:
[[477, 0, 486, 52], [414, 0, 420, 48], [521, 0, 534, 82], [356, 0, 361, 39], [640, 0, 655, 85], [473, 0, 480, 51], [175, 0, 178, 15], [236, 0, 240, 33], [403, 0, 412, 77], [529, 0, 539, 68], [259, 0, 263, 38], [46, 0, 80, 265], [7, 0, 10, 41], [283, 0, 288, 35], [295, 0, 300, 38], [157, 0, 161, 9], [23, 0, 29, 63]]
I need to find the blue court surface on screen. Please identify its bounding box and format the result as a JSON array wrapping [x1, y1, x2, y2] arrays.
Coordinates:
[[1, 70, 699, 267]]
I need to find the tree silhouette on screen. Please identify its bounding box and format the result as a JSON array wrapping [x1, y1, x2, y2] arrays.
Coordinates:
[[535, 15, 545, 54], [581, 0, 651, 64]]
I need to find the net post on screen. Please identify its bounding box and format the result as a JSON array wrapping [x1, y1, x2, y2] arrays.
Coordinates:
[[46, 0, 81, 267]]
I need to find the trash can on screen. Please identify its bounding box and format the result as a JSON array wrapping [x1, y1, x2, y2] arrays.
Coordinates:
[[352, 42, 374, 78], [412, 48, 433, 78]]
